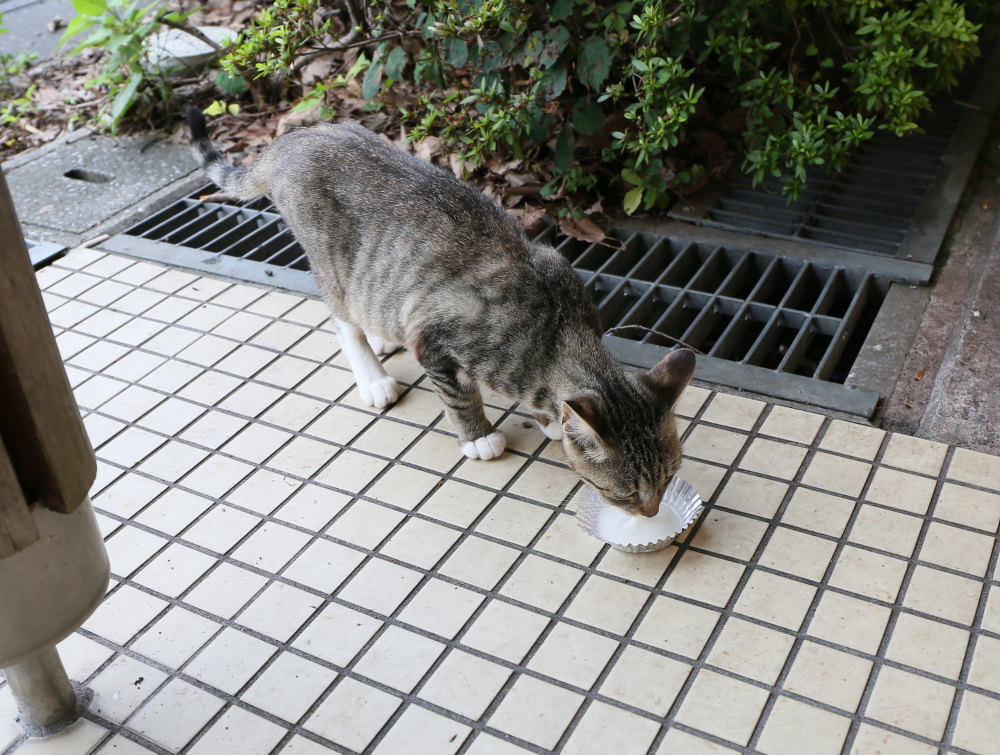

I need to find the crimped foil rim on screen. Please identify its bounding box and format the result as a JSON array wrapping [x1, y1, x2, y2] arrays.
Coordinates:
[[576, 477, 704, 553]]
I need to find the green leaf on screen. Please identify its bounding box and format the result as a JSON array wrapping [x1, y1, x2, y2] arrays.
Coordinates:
[[548, 0, 572, 21], [442, 37, 468, 67], [203, 100, 227, 116], [578, 37, 610, 90], [539, 25, 569, 68], [215, 70, 247, 96], [539, 64, 566, 97], [571, 100, 604, 135], [60, 14, 94, 49], [110, 71, 142, 126], [383, 45, 405, 80], [555, 127, 574, 169], [71, 0, 107, 15], [623, 186, 643, 215], [361, 59, 383, 100]]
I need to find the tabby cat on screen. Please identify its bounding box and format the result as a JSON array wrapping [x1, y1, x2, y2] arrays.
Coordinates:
[[186, 108, 695, 516]]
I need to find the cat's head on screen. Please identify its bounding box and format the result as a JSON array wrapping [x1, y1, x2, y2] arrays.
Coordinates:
[[562, 349, 696, 517]]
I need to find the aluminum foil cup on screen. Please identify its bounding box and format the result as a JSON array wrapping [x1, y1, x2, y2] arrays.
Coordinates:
[[576, 477, 704, 553]]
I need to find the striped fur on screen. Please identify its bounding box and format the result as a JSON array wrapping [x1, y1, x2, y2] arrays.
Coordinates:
[[186, 109, 695, 516]]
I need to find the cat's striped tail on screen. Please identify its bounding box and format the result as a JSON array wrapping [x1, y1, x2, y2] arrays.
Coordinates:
[[185, 106, 269, 201]]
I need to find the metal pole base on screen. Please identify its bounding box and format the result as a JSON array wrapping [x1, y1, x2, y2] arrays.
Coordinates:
[[3, 646, 91, 737]]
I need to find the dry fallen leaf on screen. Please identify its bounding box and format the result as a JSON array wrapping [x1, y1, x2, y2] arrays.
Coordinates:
[[559, 215, 606, 243], [914, 369, 926, 381], [413, 135, 442, 163]]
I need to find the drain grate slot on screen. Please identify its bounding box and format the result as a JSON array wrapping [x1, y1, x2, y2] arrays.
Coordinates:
[[105, 206, 888, 416], [670, 45, 1000, 275]]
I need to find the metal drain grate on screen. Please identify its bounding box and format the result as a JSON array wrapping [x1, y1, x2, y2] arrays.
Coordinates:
[[669, 45, 1000, 278], [533, 225, 886, 416], [105, 195, 886, 416]]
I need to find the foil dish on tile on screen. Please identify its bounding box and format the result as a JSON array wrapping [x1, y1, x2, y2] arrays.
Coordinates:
[[576, 477, 704, 553]]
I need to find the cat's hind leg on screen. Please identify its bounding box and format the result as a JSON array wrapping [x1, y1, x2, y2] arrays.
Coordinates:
[[365, 331, 402, 356], [335, 318, 400, 408]]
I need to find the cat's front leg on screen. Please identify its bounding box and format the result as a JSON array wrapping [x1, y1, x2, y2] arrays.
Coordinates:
[[334, 318, 400, 408], [532, 413, 563, 441], [414, 342, 505, 460]]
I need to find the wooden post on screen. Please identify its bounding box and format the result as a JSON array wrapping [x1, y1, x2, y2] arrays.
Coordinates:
[[0, 171, 95, 524]]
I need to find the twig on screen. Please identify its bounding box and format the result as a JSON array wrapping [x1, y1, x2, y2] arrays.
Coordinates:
[[604, 325, 704, 354], [156, 15, 224, 52]]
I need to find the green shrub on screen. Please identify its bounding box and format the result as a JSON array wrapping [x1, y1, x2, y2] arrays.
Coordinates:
[[222, 1, 990, 211]]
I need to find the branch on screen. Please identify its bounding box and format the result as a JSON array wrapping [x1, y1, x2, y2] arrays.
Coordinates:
[[156, 15, 224, 52]]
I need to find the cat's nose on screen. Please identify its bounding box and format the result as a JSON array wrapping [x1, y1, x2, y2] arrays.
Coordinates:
[[639, 499, 660, 517]]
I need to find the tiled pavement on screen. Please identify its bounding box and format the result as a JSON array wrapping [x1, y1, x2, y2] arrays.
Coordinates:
[[2, 246, 1000, 754]]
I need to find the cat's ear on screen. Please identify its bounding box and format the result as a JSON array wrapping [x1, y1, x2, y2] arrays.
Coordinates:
[[642, 348, 696, 409], [561, 397, 609, 461]]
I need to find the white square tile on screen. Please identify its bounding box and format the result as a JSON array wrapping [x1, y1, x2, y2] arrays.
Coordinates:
[[528, 621, 618, 689], [439, 537, 521, 591], [267, 436, 337, 478], [600, 645, 691, 716], [292, 602, 382, 666], [187, 705, 287, 755], [866, 666, 955, 740], [419, 650, 512, 719], [380, 517, 462, 569], [326, 500, 406, 549], [475, 497, 552, 546], [55, 632, 116, 680], [74, 375, 128, 411], [137, 442, 211, 483], [783, 641, 872, 712], [508, 461, 579, 505], [886, 613, 969, 678], [354, 626, 446, 693], [134, 489, 213, 536], [184, 562, 269, 619], [397, 579, 484, 638], [231, 522, 312, 573], [675, 669, 769, 746], [315, 451, 389, 493], [177, 371, 242, 406], [216, 381, 284, 416], [182, 505, 261, 554], [220, 425, 293, 465], [236, 581, 319, 642], [419, 479, 497, 527], [178, 411, 249, 449], [185, 626, 278, 694], [757, 697, 850, 755], [255, 355, 318, 390], [128, 679, 225, 753], [460, 598, 549, 664], [374, 704, 470, 755], [487, 675, 583, 750], [224, 469, 302, 516], [706, 617, 794, 685], [273, 487, 350, 531], [242, 651, 337, 724], [533, 512, 605, 566], [132, 542, 216, 597], [306, 405, 375, 446], [261, 394, 328, 432], [304, 678, 400, 751], [283, 538, 365, 593], [734, 570, 815, 630], [137, 360, 201, 393], [181, 455, 256, 499], [562, 700, 660, 755], [664, 550, 746, 608], [499, 555, 584, 612], [563, 575, 649, 635], [83, 585, 167, 644], [338, 558, 423, 615], [104, 525, 168, 578], [131, 606, 220, 668], [89, 654, 169, 723], [97, 427, 166, 469], [138, 398, 205, 436]]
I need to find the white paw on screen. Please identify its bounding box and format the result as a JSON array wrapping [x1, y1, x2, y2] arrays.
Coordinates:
[[460, 431, 506, 460], [358, 375, 400, 409], [366, 334, 401, 356], [534, 418, 563, 440]]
